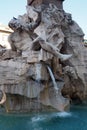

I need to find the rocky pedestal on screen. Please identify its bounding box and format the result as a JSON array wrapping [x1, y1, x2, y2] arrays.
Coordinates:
[[0, 0, 87, 112]]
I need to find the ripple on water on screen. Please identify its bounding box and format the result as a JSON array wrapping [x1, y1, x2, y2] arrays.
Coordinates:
[[31, 111, 72, 123], [31, 116, 46, 122], [56, 111, 72, 117]]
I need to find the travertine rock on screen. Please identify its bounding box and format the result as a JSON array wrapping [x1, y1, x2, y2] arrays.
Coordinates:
[[0, 0, 87, 112], [27, 0, 64, 9]]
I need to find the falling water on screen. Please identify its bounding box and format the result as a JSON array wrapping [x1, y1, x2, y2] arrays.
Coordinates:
[[35, 64, 41, 112], [35, 63, 41, 82], [47, 66, 58, 91]]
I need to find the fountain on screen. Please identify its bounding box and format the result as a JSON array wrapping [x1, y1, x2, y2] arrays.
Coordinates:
[[47, 66, 58, 91], [0, 0, 87, 113]]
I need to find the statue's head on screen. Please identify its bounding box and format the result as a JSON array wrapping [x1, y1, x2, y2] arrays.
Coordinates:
[[26, 5, 38, 21], [26, 5, 41, 21]]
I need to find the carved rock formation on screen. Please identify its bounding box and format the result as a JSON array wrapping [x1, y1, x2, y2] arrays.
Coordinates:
[[0, 90, 6, 105], [0, 0, 87, 112]]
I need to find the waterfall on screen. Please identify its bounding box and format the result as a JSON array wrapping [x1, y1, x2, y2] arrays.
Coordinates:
[[47, 66, 58, 91], [35, 63, 41, 112], [35, 63, 41, 82]]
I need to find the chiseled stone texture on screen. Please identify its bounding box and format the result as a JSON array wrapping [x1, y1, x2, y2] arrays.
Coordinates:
[[0, 0, 87, 112], [61, 19, 87, 100]]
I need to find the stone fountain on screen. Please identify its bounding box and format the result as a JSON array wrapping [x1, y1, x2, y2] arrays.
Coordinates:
[[0, 0, 87, 112]]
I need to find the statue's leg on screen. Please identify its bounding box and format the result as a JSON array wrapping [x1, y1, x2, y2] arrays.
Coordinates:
[[32, 36, 72, 61], [40, 40, 72, 61]]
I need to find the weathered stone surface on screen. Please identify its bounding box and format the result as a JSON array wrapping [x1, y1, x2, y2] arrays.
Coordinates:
[[40, 81, 69, 111], [0, 80, 45, 98], [26, 63, 49, 81], [0, 59, 29, 84], [27, 50, 53, 63], [61, 15, 87, 99], [27, 0, 64, 9], [0, 0, 87, 112]]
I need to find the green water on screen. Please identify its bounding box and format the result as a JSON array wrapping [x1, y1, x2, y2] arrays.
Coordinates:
[[0, 105, 87, 130]]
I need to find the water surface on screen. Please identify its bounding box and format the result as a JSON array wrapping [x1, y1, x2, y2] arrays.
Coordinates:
[[0, 104, 87, 130]]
